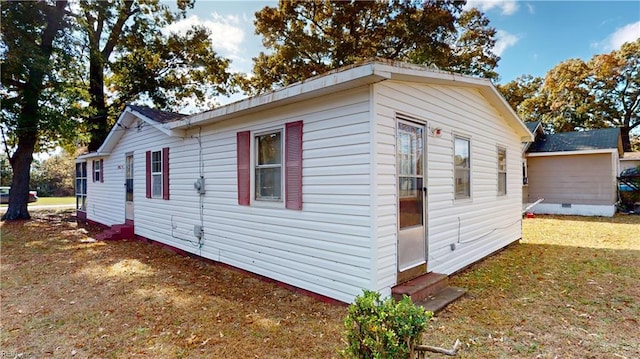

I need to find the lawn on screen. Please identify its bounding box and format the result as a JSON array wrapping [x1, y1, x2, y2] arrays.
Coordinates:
[[1, 211, 639, 358], [0, 196, 75, 207]]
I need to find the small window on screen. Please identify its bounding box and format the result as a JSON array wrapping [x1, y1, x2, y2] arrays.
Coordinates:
[[454, 136, 470, 199], [75, 162, 87, 210], [151, 150, 162, 198], [498, 147, 507, 196], [93, 160, 101, 182], [255, 130, 282, 201]]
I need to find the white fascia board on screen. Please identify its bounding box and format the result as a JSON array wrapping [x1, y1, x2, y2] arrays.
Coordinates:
[[76, 152, 110, 160], [526, 148, 617, 157], [96, 107, 184, 155]]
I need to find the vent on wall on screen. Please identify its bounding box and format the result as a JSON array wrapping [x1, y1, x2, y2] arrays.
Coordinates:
[[561, 203, 572, 208]]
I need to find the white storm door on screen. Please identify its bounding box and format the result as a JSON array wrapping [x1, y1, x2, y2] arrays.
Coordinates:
[[125, 154, 134, 221]]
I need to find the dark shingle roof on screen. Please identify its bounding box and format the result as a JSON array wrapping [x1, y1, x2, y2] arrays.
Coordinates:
[[525, 121, 541, 134], [527, 128, 621, 153], [128, 105, 186, 124]]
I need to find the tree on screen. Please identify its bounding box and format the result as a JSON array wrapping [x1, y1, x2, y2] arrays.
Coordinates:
[[587, 39, 640, 150], [1, 0, 78, 220], [30, 149, 79, 197], [244, 0, 500, 94], [78, 0, 232, 151], [498, 39, 639, 150]]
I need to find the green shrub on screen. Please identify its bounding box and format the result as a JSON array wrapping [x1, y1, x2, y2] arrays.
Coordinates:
[[342, 290, 433, 359]]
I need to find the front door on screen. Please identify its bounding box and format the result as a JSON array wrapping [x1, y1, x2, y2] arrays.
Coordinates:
[[397, 119, 427, 281], [125, 154, 134, 222]]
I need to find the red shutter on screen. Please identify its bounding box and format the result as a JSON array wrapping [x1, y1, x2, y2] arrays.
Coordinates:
[[237, 131, 251, 205], [99, 159, 104, 183], [162, 147, 170, 200], [285, 121, 303, 210], [91, 160, 95, 183], [145, 151, 151, 198]]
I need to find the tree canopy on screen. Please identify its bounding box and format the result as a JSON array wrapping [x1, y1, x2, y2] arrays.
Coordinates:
[[78, 0, 232, 151], [243, 0, 500, 94], [1, 0, 233, 219], [497, 39, 640, 151], [1, 0, 76, 219]]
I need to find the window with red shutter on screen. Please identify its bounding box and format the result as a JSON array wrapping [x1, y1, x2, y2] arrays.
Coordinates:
[[145, 151, 151, 198], [162, 147, 170, 200], [285, 121, 303, 210], [237, 131, 251, 205], [99, 159, 104, 183]]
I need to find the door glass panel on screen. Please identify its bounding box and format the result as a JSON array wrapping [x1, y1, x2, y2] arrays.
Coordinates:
[[397, 123, 424, 229], [125, 155, 133, 202]]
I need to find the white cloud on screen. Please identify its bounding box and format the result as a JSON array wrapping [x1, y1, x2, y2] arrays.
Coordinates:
[[464, 0, 519, 16], [526, 3, 535, 15], [493, 30, 520, 56], [604, 21, 640, 50], [165, 12, 246, 57]]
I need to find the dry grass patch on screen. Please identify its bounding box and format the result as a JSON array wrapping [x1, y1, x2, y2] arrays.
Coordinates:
[[2, 211, 639, 358], [426, 214, 640, 358], [1, 210, 346, 358]]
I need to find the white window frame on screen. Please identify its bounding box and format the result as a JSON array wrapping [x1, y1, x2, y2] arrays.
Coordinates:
[[75, 162, 87, 210], [93, 160, 101, 182], [151, 150, 162, 198], [253, 128, 284, 205], [497, 147, 507, 196], [454, 135, 471, 200]]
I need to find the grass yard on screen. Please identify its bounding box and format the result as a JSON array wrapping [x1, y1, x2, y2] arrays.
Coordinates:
[[0, 196, 75, 207], [1, 211, 639, 358]]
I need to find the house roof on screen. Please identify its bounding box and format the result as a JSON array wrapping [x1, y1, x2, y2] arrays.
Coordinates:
[[527, 128, 623, 156], [525, 121, 542, 135], [168, 59, 533, 142], [127, 105, 186, 124], [84, 60, 533, 158]]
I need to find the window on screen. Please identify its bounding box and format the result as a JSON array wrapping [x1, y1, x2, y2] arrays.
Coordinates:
[[145, 148, 170, 200], [75, 162, 87, 211], [151, 151, 162, 198], [497, 147, 507, 196], [92, 159, 103, 182], [255, 130, 282, 201], [454, 136, 470, 199], [237, 121, 303, 209]]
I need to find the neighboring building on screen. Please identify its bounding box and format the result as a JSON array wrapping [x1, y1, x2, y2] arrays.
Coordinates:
[[620, 151, 640, 172], [76, 60, 532, 303], [524, 127, 623, 217]]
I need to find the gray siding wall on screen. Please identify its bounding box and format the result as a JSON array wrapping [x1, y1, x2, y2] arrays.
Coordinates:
[[527, 153, 616, 205]]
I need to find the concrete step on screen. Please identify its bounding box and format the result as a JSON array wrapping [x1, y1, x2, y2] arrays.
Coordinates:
[[416, 286, 466, 313], [111, 224, 134, 239], [392, 272, 448, 302]]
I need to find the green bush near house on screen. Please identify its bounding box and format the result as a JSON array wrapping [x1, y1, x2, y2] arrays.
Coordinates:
[[342, 290, 432, 359]]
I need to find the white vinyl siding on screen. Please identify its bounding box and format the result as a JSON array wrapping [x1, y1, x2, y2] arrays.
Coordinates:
[[373, 80, 524, 282]]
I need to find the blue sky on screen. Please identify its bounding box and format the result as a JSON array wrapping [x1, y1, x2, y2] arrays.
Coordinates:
[[168, 0, 640, 104]]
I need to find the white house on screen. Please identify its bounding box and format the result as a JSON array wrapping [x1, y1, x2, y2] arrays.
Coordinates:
[[76, 60, 533, 304]]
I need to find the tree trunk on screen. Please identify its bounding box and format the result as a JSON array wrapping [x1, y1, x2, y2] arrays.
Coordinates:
[[621, 126, 631, 153], [87, 50, 108, 152], [2, 0, 67, 221]]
